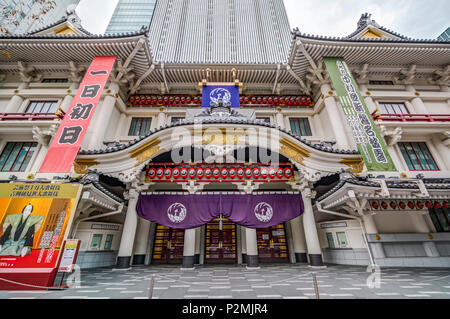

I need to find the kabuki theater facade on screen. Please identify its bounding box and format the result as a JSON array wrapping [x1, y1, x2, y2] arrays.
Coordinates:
[[0, 2, 449, 289]]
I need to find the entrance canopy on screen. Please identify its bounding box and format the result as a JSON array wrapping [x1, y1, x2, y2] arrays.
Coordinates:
[[137, 193, 304, 229]]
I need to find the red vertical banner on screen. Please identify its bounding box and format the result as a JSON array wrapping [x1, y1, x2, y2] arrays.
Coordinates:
[[39, 56, 117, 173]]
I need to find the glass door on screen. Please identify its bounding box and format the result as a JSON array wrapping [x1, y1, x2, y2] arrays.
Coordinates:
[[205, 217, 237, 263]]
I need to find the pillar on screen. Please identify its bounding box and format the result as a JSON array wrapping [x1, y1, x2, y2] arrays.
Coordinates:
[[302, 189, 323, 266], [321, 84, 351, 149], [289, 216, 308, 263], [241, 226, 247, 264], [194, 227, 201, 264], [362, 214, 385, 259], [116, 189, 139, 269], [87, 82, 119, 149], [182, 228, 196, 269], [275, 111, 285, 129], [5, 94, 24, 113], [132, 217, 151, 265], [245, 227, 259, 268], [406, 85, 428, 114], [157, 109, 167, 128], [431, 135, 450, 170], [115, 112, 128, 140]]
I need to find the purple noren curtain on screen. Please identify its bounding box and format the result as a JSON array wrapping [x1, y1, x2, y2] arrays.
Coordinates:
[[136, 193, 304, 229]]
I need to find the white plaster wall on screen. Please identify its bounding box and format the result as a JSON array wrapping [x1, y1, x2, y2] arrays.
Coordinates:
[[373, 211, 417, 233]]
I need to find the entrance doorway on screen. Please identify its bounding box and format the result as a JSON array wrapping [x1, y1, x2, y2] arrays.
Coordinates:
[[152, 225, 185, 263], [205, 217, 237, 263], [257, 223, 289, 262]]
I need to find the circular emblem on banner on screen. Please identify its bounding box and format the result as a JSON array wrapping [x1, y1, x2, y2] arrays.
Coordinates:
[[167, 203, 187, 223], [210, 88, 231, 105], [254, 202, 273, 223]]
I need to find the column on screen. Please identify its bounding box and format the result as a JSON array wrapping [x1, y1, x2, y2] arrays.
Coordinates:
[[241, 226, 247, 264], [321, 84, 351, 149], [302, 189, 323, 266], [132, 217, 151, 265], [182, 228, 196, 269], [406, 85, 428, 114], [275, 111, 285, 129], [5, 93, 24, 113], [59, 82, 79, 113], [431, 135, 450, 170], [289, 216, 308, 263], [157, 109, 167, 128], [116, 189, 139, 269], [115, 112, 128, 140], [362, 214, 385, 259], [245, 227, 259, 268], [86, 82, 119, 149], [194, 227, 201, 264]]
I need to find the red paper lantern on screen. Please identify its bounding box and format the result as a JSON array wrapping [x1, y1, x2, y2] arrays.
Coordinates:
[[148, 168, 156, 179], [371, 201, 379, 210], [434, 202, 441, 209], [425, 201, 433, 209], [173, 168, 181, 179], [398, 202, 406, 209], [212, 168, 221, 179], [156, 167, 164, 179], [237, 167, 245, 179], [407, 201, 415, 209], [443, 202, 450, 209], [180, 167, 189, 179], [229, 168, 237, 178], [276, 167, 284, 178], [268, 167, 276, 179], [284, 168, 293, 179], [244, 168, 253, 179], [188, 168, 196, 179], [260, 167, 269, 178], [204, 168, 213, 179], [381, 202, 388, 209], [253, 167, 261, 179], [221, 168, 229, 178], [164, 167, 172, 179], [197, 167, 204, 179], [389, 201, 397, 209], [416, 201, 424, 209]]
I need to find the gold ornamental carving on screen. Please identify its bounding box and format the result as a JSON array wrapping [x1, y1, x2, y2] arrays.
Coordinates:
[[129, 138, 163, 166], [73, 159, 99, 174], [279, 138, 310, 165], [340, 158, 365, 173]]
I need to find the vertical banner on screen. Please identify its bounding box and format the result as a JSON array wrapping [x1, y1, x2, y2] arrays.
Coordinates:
[[202, 84, 240, 108], [0, 183, 82, 289], [323, 57, 396, 171], [39, 56, 117, 173]]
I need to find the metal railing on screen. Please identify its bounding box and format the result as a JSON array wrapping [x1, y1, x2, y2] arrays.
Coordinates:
[[372, 111, 450, 122]]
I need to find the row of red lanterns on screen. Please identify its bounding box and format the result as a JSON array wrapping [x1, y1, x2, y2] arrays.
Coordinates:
[[128, 95, 312, 106], [370, 200, 449, 211], [147, 166, 294, 181]]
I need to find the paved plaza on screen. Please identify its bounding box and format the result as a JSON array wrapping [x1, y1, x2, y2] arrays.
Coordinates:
[[1, 264, 449, 299]]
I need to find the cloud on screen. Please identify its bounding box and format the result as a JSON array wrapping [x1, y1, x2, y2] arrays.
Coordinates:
[[76, 0, 119, 34], [284, 0, 450, 38]]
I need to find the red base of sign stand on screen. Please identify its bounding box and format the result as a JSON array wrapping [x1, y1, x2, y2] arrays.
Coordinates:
[[0, 269, 58, 290]]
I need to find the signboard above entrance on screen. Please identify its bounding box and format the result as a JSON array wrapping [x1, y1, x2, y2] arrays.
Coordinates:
[[202, 84, 240, 108]]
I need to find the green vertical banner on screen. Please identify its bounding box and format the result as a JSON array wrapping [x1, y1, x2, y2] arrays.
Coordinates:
[[323, 57, 396, 171]]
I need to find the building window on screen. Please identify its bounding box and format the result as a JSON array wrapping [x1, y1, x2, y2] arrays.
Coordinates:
[[256, 117, 271, 124], [25, 101, 58, 114], [369, 80, 394, 86], [336, 232, 348, 248], [429, 208, 450, 232], [90, 234, 103, 249], [104, 234, 114, 250], [326, 232, 335, 248], [289, 118, 312, 136], [398, 142, 439, 171], [378, 102, 409, 115], [129, 118, 152, 136], [0, 142, 37, 172], [41, 78, 69, 83], [171, 117, 184, 124]]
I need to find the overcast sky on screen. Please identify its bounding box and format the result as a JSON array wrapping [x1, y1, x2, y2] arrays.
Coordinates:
[[76, 0, 449, 38]]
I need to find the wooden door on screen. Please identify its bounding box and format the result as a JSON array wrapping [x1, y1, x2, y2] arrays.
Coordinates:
[[256, 223, 289, 262], [205, 217, 236, 263], [152, 225, 185, 263]]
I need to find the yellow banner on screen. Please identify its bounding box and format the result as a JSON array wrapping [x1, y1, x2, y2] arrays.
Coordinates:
[[0, 183, 80, 199]]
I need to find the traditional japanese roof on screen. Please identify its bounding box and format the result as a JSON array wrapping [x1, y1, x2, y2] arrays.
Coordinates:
[[25, 10, 92, 37], [316, 175, 450, 202], [346, 13, 409, 40], [78, 117, 359, 156]]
